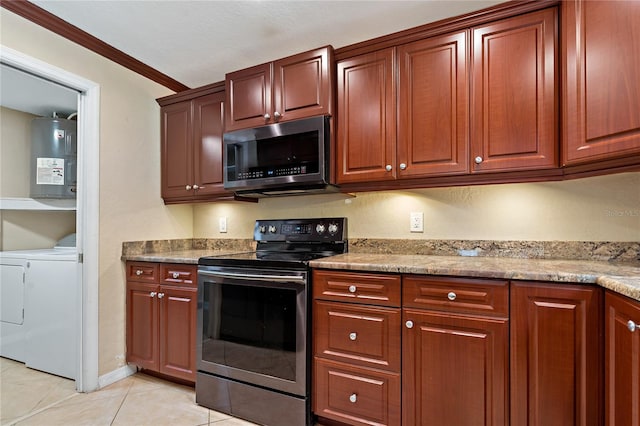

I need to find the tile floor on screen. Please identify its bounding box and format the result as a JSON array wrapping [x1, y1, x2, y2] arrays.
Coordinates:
[[0, 357, 258, 426]]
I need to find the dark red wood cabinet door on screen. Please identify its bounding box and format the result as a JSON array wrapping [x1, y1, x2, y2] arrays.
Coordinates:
[[192, 91, 228, 197], [225, 63, 271, 131], [397, 30, 469, 178], [158, 285, 197, 382], [510, 282, 602, 426], [471, 8, 558, 172], [161, 101, 193, 199], [605, 291, 640, 426], [402, 308, 509, 426], [126, 282, 159, 371], [562, 0, 640, 164], [273, 46, 333, 122], [336, 49, 396, 184]]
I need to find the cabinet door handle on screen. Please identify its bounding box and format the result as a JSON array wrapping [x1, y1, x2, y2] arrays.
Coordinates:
[[149, 292, 157, 298], [172, 272, 180, 279], [349, 393, 357, 403], [628, 320, 637, 332], [185, 185, 192, 190], [264, 113, 271, 121], [348, 285, 357, 293], [158, 293, 165, 299], [474, 156, 483, 164], [406, 320, 414, 329], [399, 163, 407, 170], [349, 332, 357, 341], [193, 184, 200, 190], [273, 111, 282, 120], [135, 270, 143, 276], [385, 164, 392, 172], [447, 292, 457, 301]]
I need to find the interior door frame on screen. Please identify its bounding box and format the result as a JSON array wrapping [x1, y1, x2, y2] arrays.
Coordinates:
[[1, 45, 100, 392]]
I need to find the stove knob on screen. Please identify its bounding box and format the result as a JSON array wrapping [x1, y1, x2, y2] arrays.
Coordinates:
[[316, 224, 326, 234], [328, 223, 339, 235], [259, 225, 267, 233], [268, 225, 277, 234]]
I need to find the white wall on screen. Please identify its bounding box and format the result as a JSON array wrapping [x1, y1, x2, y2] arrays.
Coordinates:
[[194, 172, 640, 242], [1, 9, 192, 375]]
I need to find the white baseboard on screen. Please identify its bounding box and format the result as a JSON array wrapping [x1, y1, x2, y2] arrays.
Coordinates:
[[97, 364, 137, 389]]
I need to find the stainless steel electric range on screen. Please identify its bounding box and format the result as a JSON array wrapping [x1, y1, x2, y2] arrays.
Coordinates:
[[196, 217, 347, 426]]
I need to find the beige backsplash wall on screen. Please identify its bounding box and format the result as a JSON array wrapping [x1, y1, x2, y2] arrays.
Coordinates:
[[193, 171, 640, 242]]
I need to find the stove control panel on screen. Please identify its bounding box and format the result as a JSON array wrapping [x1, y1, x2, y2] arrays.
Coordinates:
[[255, 218, 346, 242]]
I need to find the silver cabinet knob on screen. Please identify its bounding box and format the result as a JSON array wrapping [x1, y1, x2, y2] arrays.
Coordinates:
[[474, 156, 483, 164], [628, 320, 637, 332], [185, 185, 192, 190], [172, 272, 180, 279], [273, 111, 282, 120], [158, 293, 165, 299], [149, 292, 157, 298], [193, 184, 200, 190], [135, 270, 143, 276], [349, 332, 357, 341], [348, 285, 357, 293], [406, 320, 414, 329], [385, 164, 392, 172], [349, 393, 357, 403], [399, 163, 407, 170], [447, 292, 457, 301], [264, 113, 271, 121]]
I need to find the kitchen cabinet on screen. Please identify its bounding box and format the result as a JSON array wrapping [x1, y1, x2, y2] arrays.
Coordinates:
[[336, 7, 558, 186], [225, 46, 334, 132], [510, 281, 602, 426], [159, 83, 230, 203], [126, 261, 197, 382], [562, 0, 640, 166], [605, 291, 640, 426], [312, 270, 401, 426], [471, 8, 558, 172], [402, 276, 509, 425]]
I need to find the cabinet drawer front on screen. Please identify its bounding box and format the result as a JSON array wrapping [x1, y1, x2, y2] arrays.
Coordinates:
[[403, 275, 508, 317], [314, 358, 400, 426], [126, 262, 159, 283], [314, 301, 400, 372], [313, 270, 401, 307], [160, 264, 197, 286]]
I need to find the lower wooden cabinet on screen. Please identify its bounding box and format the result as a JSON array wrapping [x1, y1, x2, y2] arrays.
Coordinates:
[[605, 291, 640, 426], [126, 261, 197, 382], [510, 281, 603, 426]]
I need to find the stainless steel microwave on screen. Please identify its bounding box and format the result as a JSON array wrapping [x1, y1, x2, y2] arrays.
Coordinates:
[[223, 115, 336, 197]]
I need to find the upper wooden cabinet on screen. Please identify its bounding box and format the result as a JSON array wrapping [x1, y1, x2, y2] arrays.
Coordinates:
[[337, 7, 558, 185], [562, 0, 640, 165], [159, 85, 230, 203], [471, 8, 558, 172], [225, 46, 334, 132]]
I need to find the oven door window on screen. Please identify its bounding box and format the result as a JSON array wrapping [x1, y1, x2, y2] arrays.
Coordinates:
[[201, 279, 300, 382]]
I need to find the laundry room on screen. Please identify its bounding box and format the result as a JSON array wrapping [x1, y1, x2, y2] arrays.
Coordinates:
[[0, 63, 80, 381]]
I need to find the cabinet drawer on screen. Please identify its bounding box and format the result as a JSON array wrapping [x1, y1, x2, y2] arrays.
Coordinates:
[[313, 270, 401, 307], [126, 262, 159, 283], [160, 264, 197, 286], [314, 301, 400, 372], [403, 275, 508, 317], [314, 358, 401, 426]]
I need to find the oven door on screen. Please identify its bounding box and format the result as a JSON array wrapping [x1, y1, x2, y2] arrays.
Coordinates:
[[197, 265, 309, 397]]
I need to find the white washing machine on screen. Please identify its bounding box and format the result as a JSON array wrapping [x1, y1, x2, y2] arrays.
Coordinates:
[[0, 245, 78, 379]]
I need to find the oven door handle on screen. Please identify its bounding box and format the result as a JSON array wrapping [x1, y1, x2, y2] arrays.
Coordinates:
[[199, 269, 306, 284]]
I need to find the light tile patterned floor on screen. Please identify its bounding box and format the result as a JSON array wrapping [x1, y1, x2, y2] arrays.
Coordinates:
[[0, 358, 258, 426]]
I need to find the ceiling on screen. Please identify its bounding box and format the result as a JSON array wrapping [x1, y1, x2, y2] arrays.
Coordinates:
[[2, 0, 506, 116]]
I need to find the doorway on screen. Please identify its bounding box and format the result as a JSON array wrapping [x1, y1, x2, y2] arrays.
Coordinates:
[[0, 46, 99, 392]]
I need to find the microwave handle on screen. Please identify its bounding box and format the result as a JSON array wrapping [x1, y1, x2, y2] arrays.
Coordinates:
[[199, 269, 306, 284]]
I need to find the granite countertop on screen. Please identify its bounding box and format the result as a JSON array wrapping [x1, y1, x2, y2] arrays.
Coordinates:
[[123, 249, 640, 301], [309, 253, 640, 302]]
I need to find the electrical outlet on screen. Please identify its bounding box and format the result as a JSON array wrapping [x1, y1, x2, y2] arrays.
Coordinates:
[[219, 217, 227, 233], [410, 212, 424, 233]]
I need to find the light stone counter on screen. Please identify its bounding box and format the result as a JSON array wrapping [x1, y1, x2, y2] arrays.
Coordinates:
[[121, 249, 251, 264], [309, 253, 640, 302]]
